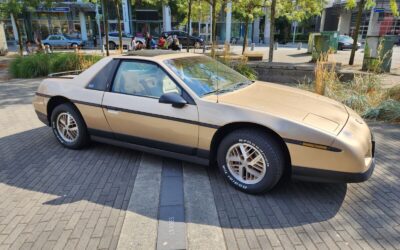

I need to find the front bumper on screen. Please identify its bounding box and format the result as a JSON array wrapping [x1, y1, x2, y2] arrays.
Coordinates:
[[292, 157, 375, 183], [292, 130, 376, 183]]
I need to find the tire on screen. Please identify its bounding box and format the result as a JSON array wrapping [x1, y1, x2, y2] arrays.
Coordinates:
[[109, 42, 116, 50], [50, 103, 89, 149], [70, 43, 78, 49], [217, 129, 284, 194]]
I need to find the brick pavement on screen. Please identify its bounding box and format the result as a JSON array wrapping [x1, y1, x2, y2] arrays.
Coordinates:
[[1, 77, 400, 249], [208, 124, 400, 250]]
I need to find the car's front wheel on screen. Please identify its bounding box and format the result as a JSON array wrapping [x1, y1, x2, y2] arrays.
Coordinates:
[[51, 103, 89, 149], [217, 129, 284, 194]]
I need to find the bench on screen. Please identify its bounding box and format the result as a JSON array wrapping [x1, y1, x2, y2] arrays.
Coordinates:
[[243, 51, 264, 61]]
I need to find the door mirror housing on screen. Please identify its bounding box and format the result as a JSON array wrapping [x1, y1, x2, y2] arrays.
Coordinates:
[[159, 92, 187, 108]]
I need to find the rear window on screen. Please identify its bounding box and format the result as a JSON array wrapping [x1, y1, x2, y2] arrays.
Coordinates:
[[87, 59, 119, 91]]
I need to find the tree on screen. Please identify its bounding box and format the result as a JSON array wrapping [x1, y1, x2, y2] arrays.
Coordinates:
[[186, 0, 193, 52], [267, 0, 325, 62], [102, 0, 110, 56], [204, 0, 227, 56], [268, 0, 276, 62], [232, 0, 265, 54], [0, 0, 42, 55], [346, 0, 399, 65], [115, 0, 123, 53]]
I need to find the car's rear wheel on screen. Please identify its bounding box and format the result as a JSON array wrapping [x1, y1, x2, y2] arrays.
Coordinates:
[[51, 103, 89, 149], [217, 129, 284, 194]]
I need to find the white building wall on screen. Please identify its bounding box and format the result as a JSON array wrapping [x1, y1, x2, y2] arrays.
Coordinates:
[[162, 5, 171, 32], [337, 9, 351, 35]]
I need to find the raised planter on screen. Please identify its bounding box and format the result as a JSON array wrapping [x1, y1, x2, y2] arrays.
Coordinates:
[[247, 62, 365, 85]]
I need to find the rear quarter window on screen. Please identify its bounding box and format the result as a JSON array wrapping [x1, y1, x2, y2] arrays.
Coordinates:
[[87, 59, 119, 91]]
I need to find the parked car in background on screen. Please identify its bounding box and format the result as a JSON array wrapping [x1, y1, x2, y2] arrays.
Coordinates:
[[338, 35, 361, 50], [106, 32, 146, 50], [42, 34, 85, 49], [161, 31, 204, 48], [395, 35, 400, 46], [33, 51, 375, 194]]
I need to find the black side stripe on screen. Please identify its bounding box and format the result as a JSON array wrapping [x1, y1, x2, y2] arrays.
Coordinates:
[[37, 92, 341, 152], [36, 92, 219, 129], [36, 92, 51, 98], [103, 105, 219, 129], [284, 138, 342, 152]]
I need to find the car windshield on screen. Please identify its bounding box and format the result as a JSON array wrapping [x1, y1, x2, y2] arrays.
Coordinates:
[[340, 36, 353, 42], [164, 56, 252, 97]]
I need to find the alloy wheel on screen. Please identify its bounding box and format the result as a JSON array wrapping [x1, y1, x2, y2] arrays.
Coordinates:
[[56, 112, 79, 143], [226, 143, 267, 184]]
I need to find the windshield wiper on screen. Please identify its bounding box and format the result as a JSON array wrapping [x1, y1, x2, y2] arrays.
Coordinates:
[[203, 81, 253, 96]]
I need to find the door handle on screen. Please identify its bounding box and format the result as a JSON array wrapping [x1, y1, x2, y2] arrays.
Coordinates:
[[107, 108, 119, 114]]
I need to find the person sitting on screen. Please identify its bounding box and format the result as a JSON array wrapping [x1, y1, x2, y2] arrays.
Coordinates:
[[157, 36, 166, 49], [25, 41, 34, 55], [130, 37, 137, 51], [145, 32, 152, 50], [170, 36, 181, 51]]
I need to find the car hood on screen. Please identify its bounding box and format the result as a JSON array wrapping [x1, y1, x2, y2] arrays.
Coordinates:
[[205, 81, 349, 134]]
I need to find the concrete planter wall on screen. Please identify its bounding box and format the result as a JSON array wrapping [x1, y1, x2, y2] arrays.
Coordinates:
[[247, 62, 361, 85]]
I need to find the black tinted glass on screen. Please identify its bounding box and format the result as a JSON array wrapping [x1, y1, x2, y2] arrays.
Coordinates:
[[87, 59, 118, 91]]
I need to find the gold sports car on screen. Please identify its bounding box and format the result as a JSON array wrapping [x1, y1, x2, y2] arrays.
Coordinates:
[[33, 51, 375, 194]]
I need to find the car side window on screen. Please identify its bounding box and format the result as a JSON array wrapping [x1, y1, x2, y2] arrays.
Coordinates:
[[87, 59, 119, 91], [112, 61, 181, 98]]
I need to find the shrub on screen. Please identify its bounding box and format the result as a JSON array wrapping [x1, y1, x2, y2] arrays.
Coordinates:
[[233, 63, 258, 80], [217, 54, 258, 80], [385, 85, 400, 101], [298, 59, 400, 123], [9, 53, 102, 78], [364, 100, 400, 122]]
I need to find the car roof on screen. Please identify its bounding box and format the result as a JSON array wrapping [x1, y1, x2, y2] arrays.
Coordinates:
[[118, 50, 202, 60]]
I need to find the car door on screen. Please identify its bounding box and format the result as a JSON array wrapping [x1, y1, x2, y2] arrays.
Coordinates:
[[47, 36, 56, 47], [102, 59, 199, 155], [177, 32, 188, 46]]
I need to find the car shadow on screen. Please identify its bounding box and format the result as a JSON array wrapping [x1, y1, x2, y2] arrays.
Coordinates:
[[207, 166, 347, 229], [0, 126, 350, 231]]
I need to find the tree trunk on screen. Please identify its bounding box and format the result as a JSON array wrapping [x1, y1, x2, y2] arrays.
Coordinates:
[[268, 0, 276, 62], [349, 0, 365, 65], [242, 17, 249, 54], [116, 0, 123, 53], [186, 0, 192, 52], [211, 0, 217, 57], [103, 0, 110, 56], [13, 14, 23, 56]]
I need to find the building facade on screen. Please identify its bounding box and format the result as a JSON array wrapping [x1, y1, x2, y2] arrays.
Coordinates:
[[3, 0, 325, 46], [321, 0, 400, 38]]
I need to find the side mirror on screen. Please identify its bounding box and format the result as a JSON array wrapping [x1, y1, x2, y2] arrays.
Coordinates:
[[159, 92, 187, 108]]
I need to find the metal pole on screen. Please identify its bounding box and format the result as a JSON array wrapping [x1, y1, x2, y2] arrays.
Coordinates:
[[292, 21, 297, 44]]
